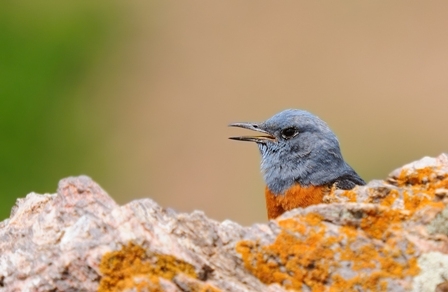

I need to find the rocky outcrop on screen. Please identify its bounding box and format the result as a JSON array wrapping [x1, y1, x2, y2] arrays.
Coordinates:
[[1, 154, 448, 292]]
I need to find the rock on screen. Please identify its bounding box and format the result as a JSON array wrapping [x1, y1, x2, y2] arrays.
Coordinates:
[[1, 154, 448, 291]]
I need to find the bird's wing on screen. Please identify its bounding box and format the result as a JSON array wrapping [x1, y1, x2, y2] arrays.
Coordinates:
[[333, 172, 366, 190]]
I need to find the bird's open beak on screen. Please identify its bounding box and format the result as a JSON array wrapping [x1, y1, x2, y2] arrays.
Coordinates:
[[228, 122, 276, 143]]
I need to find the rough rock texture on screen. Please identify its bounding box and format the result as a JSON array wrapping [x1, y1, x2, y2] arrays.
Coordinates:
[[1, 154, 448, 292]]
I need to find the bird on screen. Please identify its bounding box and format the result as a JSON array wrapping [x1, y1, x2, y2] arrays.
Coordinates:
[[229, 109, 365, 219]]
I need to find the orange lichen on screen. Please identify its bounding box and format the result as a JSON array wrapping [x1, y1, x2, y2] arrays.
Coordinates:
[[395, 167, 434, 186], [182, 281, 221, 292], [394, 166, 448, 215], [395, 166, 448, 190], [403, 191, 431, 212], [375, 167, 448, 215], [265, 185, 327, 219], [236, 213, 337, 291], [98, 242, 199, 292], [360, 208, 407, 240], [278, 216, 307, 235], [340, 190, 357, 202], [337, 224, 419, 289], [330, 272, 390, 292], [339, 225, 357, 239], [237, 210, 420, 292], [406, 257, 420, 276], [339, 240, 378, 271], [333, 166, 448, 213], [379, 189, 399, 207], [198, 284, 221, 292]]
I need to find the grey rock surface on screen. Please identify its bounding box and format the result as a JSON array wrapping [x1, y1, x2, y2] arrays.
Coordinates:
[[0, 154, 448, 291]]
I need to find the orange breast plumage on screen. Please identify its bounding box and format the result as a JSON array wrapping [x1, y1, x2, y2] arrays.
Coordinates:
[[264, 184, 328, 219]]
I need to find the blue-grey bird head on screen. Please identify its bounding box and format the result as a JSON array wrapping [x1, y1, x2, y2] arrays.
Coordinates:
[[229, 109, 365, 195]]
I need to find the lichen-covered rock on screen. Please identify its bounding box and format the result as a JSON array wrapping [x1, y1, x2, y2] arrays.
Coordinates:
[[0, 154, 448, 291]]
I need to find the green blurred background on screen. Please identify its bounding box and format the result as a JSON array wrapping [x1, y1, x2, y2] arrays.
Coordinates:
[[1, 1, 448, 225], [0, 1, 122, 217]]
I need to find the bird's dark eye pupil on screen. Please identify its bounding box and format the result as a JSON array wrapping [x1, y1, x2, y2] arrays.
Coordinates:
[[281, 127, 297, 139]]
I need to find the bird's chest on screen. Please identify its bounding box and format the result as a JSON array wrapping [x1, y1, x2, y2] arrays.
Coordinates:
[[264, 184, 329, 219]]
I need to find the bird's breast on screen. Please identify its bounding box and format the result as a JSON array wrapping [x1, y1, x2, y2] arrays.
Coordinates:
[[264, 184, 328, 219]]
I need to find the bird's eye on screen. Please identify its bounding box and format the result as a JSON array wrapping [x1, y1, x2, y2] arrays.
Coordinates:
[[281, 127, 298, 139]]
